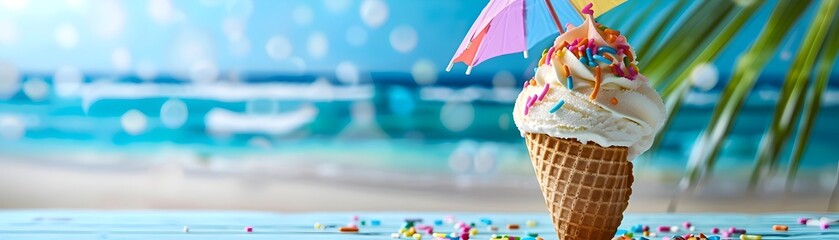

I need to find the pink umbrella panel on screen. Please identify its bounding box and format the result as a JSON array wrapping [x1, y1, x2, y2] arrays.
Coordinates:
[[446, 0, 590, 75]]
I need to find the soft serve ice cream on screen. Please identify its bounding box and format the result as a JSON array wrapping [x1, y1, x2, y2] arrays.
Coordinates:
[[512, 14, 666, 159]]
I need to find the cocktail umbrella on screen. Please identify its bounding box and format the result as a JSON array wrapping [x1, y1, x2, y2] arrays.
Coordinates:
[[446, 0, 626, 75]]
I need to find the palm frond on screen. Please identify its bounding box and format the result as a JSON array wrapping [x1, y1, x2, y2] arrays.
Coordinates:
[[599, 0, 638, 29], [785, 8, 839, 192], [642, 1, 736, 87], [749, 0, 839, 189], [684, 0, 813, 192], [620, 0, 666, 38], [647, 1, 764, 164]]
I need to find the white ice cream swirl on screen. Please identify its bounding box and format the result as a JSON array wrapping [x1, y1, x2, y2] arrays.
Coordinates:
[[512, 16, 666, 160]]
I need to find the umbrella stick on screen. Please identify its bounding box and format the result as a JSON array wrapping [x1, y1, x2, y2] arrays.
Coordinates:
[[544, 0, 564, 33]]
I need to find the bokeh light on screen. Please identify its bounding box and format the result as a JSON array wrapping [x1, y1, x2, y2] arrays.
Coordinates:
[[0, 115, 25, 141], [0, 19, 17, 45], [474, 143, 498, 174], [135, 60, 158, 81], [111, 47, 132, 72], [690, 63, 719, 91], [0, 62, 19, 99], [148, 0, 176, 24], [335, 61, 360, 85], [292, 5, 313, 26], [322, 0, 351, 13], [360, 0, 388, 28], [389, 25, 418, 53], [266, 35, 293, 60], [411, 59, 437, 85], [121, 109, 148, 136], [160, 98, 188, 129], [54, 23, 79, 49], [225, 0, 253, 19], [440, 101, 474, 132], [189, 60, 219, 83], [22, 77, 48, 102], [53, 66, 83, 97], [449, 140, 477, 173], [90, 0, 125, 39], [307, 32, 329, 59], [345, 25, 367, 46]]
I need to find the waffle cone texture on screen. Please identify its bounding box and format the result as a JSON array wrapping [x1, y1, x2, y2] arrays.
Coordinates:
[[524, 133, 633, 240]]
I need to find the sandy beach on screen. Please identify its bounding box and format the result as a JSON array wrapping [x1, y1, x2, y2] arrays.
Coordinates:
[[1, 157, 836, 213]]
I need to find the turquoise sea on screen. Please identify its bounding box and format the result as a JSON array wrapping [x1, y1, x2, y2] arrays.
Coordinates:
[[0, 73, 837, 179]]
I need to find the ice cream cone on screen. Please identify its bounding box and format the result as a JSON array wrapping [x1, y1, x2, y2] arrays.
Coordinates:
[[525, 132, 633, 240]]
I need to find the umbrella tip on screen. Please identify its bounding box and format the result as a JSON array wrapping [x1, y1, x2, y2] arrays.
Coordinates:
[[465, 66, 473, 75], [446, 62, 453, 72]]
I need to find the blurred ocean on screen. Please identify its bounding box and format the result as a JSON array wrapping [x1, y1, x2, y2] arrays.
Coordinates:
[[1, 0, 839, 212], [1, 73, 837, 179]]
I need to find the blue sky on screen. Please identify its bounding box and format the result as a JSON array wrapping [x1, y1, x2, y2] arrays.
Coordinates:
[[0, 0, 834, 84]]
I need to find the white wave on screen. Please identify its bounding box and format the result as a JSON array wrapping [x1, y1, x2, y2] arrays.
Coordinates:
[[419, 86, 519, 103], [74, 82, 373, 110], [682, 91, 719, 106], [204, 105, 317, 135]]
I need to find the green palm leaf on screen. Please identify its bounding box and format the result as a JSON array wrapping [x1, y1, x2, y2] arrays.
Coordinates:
[[620, 0, 666, 38], [749, 0, 839, 189], [785, 9, 839, 192], [684, 0, 813, 191], [647, 1, 764, 165], [642, 0, 736, 87]]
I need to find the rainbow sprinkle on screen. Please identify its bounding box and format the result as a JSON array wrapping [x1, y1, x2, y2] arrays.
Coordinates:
[[544, 46, 556, 65], [598, 46, 617, 55], [521, 2, 645, 115], [581, 3, 594, 15], [523, 95, 532, 115], [548, 100, 565, 114], [590, 66, 602, 100], [566, 76, 573, 89], [593, 54, 612, 65], [538, 83, 550, 101]]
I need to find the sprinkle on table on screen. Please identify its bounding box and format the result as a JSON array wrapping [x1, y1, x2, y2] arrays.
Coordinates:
[[526, 220, 537, 227], [339, 225, 359, 232]]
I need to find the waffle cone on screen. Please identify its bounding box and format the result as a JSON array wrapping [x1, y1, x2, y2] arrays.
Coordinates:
[[524, 133, 633, 240]]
